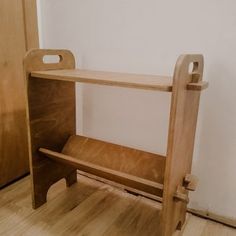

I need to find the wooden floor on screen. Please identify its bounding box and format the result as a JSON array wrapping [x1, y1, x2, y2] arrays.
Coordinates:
[[0, 175, 235, 236]]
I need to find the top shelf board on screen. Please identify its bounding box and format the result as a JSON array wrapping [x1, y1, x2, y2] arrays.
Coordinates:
[[31, 69, 173, 92]]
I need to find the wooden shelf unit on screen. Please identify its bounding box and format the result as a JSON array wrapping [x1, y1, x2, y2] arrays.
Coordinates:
[[24, 49, 208, 236]]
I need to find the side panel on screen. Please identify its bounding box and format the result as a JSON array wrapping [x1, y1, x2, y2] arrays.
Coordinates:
[[25, 49, 77, 208], [161, 55, 204, 235]]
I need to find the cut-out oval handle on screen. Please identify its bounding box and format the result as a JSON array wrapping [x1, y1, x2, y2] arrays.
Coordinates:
[[188, 62, 199, 73], [43, 55, 61, 64]]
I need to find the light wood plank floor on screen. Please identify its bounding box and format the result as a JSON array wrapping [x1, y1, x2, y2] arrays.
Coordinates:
[[0, 175, 235, 236]]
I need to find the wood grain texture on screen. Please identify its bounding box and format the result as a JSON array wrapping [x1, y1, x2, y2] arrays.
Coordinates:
[[24, 49, 76, 73], [0, 176, 235, 236], [22, 0, 39, 49], [0, 0, 38, 188], [24, 49, 77, 208], [61, 134, 165, 197], [31, 69, 173, 91], [62, 135, 165, 185], [161, 55, 204, 235], [39, 143, 164, 197]]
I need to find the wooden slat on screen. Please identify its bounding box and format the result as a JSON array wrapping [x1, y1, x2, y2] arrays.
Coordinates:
[[31, 69, 173, 92], [39, 147, 164, 196]]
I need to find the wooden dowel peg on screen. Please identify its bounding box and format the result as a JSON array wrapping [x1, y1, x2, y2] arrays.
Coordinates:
[[191, 72, 201, 83], [183, 174, 198, 191], [187, 81, 209, 91]]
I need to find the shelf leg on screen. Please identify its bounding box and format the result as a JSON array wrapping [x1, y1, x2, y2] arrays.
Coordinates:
[[32, 185, 49, 209], [65, 170, 77, 187]]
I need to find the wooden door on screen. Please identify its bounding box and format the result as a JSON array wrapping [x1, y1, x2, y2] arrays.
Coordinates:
[[0, 0, 39, 187]]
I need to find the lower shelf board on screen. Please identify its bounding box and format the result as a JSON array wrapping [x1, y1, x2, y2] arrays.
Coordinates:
[[39, 135, 166, 197]]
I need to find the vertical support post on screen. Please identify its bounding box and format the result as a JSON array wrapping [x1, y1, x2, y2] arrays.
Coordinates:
[[24, 49, 77, 208], [161, 55, 204, 235]]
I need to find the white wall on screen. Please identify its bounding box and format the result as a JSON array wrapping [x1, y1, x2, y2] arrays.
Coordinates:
[[38, 0, 236, 220]]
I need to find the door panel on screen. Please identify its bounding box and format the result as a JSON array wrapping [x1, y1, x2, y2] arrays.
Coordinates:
[[0, 0, 38, 187]]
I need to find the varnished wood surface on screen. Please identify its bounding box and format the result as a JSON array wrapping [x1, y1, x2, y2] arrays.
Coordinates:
[[39, 146, 164, 197], [25, 50, 77, 208], [22, 0, 39, 49], [0, 0, 38, 187], [25, 50, 208, 235], [58, 135, 164, 196], [162, 55, 205, 235], [31, 69, 173, 91], [31, 69, 208, 91], [0, 176, 235, 236], [62, 135, 165, 184]]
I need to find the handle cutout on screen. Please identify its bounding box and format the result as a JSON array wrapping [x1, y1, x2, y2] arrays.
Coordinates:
[[188, 62, 194, 73], [43, 55, 62, 64], [188, 62, 199, 74]]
